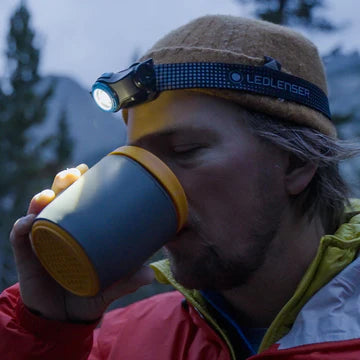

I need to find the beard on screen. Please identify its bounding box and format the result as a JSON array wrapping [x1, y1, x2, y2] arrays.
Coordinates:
[[163, 188, 284, 291]]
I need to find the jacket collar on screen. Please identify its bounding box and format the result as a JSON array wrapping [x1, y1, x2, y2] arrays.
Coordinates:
[[150, 200, 360, 356]]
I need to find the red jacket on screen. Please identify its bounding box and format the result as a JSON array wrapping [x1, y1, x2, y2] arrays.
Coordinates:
[[2, 208, 360, 359], [2, 271, 360, 360], [0, 284, 231, 360]]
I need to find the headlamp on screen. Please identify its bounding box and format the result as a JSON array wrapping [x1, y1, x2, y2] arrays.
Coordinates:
[[91, 57, 331, 120], [91, 59, 157, 112]]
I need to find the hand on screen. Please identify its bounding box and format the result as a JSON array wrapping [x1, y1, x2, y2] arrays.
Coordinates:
[[9, 164, 154, 322]]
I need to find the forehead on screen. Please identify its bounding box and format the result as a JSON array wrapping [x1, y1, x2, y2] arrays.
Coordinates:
[[126, 90, 248, 143]]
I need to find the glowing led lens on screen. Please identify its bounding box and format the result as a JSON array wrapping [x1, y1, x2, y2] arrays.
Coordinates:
[[93, 88, 113, 111]]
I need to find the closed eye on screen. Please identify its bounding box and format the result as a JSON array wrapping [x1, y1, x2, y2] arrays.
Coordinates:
[[173, 144, 203, 154], [171, 144, 206, 163]]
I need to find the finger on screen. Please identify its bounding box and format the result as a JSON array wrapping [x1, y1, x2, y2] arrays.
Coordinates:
[[11, 214, 36, 239], [102, 266, 155, 304], [10, 214, 37, 264], [51, 168, 81, 195], [76, 163, 89, 175], [27, 189, 55, 215], [10, 213, 49, 286]]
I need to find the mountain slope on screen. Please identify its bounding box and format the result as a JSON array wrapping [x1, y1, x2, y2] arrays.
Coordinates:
[[31, 75, 127, 166]]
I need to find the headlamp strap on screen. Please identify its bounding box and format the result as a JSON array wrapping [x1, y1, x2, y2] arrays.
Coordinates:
[[154, 62, 331, 119]]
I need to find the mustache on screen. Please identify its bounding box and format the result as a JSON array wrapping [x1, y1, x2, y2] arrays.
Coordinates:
[[182, 211, 213, 246], [182, 211, 225, 267], [183, 211, 200, 230]]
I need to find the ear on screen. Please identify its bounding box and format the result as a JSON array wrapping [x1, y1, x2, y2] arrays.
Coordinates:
[[284, 155, 318, 196]]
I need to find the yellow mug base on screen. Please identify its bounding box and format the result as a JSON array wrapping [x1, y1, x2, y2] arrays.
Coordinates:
[[31, 220, 100, 297]]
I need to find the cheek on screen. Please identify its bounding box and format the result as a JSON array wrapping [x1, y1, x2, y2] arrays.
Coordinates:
[[176, 145, 286, 230], [178, 152, 262, 220]]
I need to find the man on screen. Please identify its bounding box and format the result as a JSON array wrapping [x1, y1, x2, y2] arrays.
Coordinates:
[[1, 15, 360, 360]]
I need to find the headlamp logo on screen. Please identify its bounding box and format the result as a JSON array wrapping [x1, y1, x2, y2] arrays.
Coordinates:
[[245, 73, 310, 98], [229, 69, 310, 98], [229, 71, 244, 84]]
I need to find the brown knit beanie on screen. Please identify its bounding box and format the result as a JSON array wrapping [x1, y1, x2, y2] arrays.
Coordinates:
[[126, 15, 335, 137]]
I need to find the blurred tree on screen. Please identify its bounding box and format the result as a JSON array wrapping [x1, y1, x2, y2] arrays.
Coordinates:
[[332, 112, 357, 127], [236, 0, 338, 30], [235, 0, 357, 128], [0, 2, 73, 290], [54, 109, 73, 166]]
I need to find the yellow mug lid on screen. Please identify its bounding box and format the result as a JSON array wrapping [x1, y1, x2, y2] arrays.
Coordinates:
[[31, 220, 100, 297]]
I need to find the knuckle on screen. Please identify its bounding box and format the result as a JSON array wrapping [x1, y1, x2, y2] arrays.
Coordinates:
[[10, 218, 23, 242], [10, 214, 34, 239]]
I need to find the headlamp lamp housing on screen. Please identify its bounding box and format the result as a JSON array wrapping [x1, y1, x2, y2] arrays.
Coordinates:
[[91, 59, 158, 112]]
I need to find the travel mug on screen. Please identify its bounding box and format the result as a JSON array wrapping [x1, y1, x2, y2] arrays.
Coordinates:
[[31, 145, 188, 297]]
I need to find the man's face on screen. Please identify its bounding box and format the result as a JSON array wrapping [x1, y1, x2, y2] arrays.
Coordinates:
[[127, 91, 289, 290]]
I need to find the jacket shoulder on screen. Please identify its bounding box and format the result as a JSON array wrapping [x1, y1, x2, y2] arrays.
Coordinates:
[[102, 291, 185, 327], [93, 291, 230, 359]]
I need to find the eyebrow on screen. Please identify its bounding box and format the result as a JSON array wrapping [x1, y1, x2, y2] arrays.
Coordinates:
[[129, 125, 215, 146]]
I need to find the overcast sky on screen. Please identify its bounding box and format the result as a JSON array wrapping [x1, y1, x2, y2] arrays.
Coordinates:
[[0, 0, 359, 89]]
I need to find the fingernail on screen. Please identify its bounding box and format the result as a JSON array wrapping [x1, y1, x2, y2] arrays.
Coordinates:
[[69, 168, 81, 177], [57, 169, 68, 180], [42, 189, 54, 197], [33, 192, 42, 201], [76, 164, 88, 175], [34, 189, 54, 201], [59, 168, 80, 179]]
